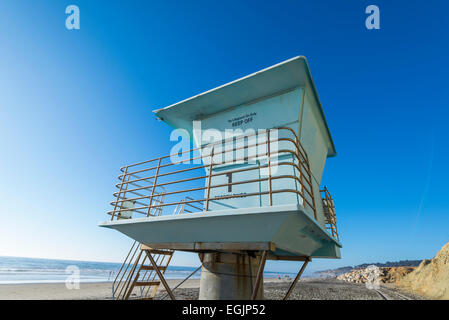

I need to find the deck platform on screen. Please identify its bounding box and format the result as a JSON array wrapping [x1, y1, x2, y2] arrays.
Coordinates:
[[99, 204, 341, 259]]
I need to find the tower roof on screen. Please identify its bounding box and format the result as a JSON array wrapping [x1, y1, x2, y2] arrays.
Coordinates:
[[153, 56, 336, 157]]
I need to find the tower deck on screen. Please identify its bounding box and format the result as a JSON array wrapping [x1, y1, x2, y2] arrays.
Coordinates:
[[100, 203, 341, 259]]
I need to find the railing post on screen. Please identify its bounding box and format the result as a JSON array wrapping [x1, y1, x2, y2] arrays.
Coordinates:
[[112, 166, 128, 221], [305, 152, 317, 220], [205, 146, 215, 211], [328, 190, 338, 241], [297, 149, 305, 209], [267, 130, 273, 206], [292, 133, 307, 214], [147, 158, 162, 217]]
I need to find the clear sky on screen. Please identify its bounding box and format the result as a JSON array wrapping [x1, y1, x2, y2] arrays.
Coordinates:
[[0, 1, 448, 274]]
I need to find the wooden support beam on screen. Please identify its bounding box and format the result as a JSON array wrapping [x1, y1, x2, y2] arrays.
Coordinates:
[[251, 251, 268, 300], [267, 254, 309, 261], [134, 281, 160, 286], [283, 257, 310, 300], [139, 265, 167, 271], [142, 242, 275, 252], [140, 245, 173, 255]]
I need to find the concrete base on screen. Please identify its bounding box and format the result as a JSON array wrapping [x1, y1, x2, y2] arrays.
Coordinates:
[[198, 252, 264, 300]]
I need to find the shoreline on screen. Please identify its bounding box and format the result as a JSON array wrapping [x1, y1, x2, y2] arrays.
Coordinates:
[[0, 276, 284, 286], [0, 279, 194, 300]]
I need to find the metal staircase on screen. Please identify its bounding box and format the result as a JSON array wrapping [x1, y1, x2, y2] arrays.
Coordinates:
[[112, 243, 175, 300], [111, 189, 177, 300], [111, 193, 202, 300]]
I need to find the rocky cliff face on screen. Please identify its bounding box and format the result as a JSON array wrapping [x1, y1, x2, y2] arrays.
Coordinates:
[[398, 242, 449, 299], [337, 267, 415, 284], [314, 260, 422, 279]]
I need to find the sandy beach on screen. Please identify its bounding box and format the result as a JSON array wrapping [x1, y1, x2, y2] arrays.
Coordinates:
[[0, 278, 421, 300], [0, 278, 282, 300], [0, 279, 196, 300]]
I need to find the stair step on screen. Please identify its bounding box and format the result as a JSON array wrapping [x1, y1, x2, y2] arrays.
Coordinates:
[[134, 281, 160, 286], [140, 265, 167, 271], [144, 249, 173, 255]]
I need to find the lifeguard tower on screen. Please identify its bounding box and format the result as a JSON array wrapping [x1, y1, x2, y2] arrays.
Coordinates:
[[100, 56, 341, 300]]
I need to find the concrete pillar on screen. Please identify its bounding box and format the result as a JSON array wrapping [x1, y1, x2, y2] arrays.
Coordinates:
[[198, 252, 264, 300]]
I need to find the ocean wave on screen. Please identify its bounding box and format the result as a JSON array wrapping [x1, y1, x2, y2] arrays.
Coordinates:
[[0, 256, 290, 284]]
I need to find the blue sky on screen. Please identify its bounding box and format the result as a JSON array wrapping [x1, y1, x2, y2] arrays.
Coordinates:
[[0, 1, 448, 274]]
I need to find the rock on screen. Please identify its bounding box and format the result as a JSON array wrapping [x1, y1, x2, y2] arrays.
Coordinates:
[[337, 266, 415, 285]]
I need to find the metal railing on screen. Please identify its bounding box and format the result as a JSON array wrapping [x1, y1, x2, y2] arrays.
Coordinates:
[[108, 127, 317, 221], [321, 187, 339, 241]]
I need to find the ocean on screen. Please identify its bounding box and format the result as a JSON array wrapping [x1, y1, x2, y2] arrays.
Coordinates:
[[0, 256, 295, 284]]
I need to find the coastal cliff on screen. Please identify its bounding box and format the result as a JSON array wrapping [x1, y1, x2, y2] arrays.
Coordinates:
[[398, 242, 449, 299], [334, 241, 449, 299]]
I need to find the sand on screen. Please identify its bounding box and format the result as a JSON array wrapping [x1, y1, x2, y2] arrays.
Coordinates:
[[0, 278, 415, 300], [0, 281, 117, 300], [0, 278, 283, 300]]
